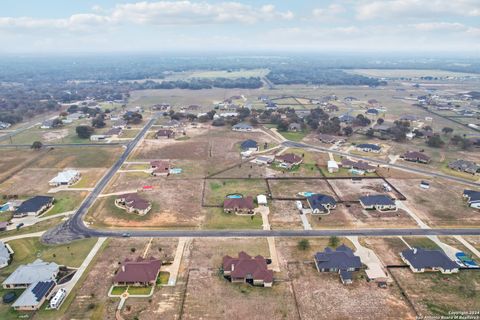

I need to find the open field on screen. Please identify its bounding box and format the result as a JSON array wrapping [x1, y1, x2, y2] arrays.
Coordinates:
[[31, 147, 123, 168], [204, 179, 269, 205], [268, 179, 334, 199], [187, 68, 269, 79], [328, 178, 402, 202], [43, 191, 87, 216], [346, 68, 480, 78]]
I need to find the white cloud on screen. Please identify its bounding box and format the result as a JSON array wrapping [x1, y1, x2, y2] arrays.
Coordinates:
[[312, 4, 346, 19], [356, 0, 480, 20]]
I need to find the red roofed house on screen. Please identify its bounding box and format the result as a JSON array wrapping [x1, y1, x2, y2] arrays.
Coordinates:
[[402, 151, 431, 164], [223, 196, 255, 214], [150, 160, 170, 176], [223, 252, 273, 287], [115, 193, 152, 215], [113, 257, 162, 286], [155, 129, 175, 139], [275, 153, 303, 169]]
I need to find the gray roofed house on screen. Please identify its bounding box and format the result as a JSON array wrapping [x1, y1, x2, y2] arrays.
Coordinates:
[[402, 151, 431, 164], [12, 280, 56, 311], [448, 160, 480, 175], [314, 245, 362, 284], [306, 194, 337, 214], [339, 114, 355, 124], [240, 139, 258, 151], [400, 248, 459, 274], [463, 190, 480, 209], [232, 123, 253, 132], [288, 122, 302, 132], [399, 114, 419, 122], [356, 143, 381, 153], [2, 259, 59, 289], [0, 241, 12, 269], [359, 195, 396, 211]]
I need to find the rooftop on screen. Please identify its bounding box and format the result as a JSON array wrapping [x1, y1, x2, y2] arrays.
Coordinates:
[[15, 196, 54, 214], [401, 248, 459, 270], [223, 251, 273, 283], [2, 259, 59, 286], [359, 195, 395, 206], [314, 245, 362, 270], [113, 257, 162, 284]]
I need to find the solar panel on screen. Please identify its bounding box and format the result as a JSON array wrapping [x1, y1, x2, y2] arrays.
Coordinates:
[[32, 281, 55, 301]]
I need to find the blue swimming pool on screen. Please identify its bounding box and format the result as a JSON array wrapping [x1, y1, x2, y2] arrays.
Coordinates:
[[0, 204, 9, 212], [226, 194, 243, 199]]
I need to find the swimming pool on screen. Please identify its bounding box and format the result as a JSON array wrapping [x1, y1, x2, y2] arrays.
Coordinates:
[[226, 194, 243, 199], [0, 204, 9, 212]]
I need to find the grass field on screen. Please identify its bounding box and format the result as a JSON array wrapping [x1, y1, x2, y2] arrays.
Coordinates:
[[278, 130, 308, 141], [205, 179, 269, 205], [203, 208, 263, 229], [32, 147, 122, 168], [43, 192, 87, 216], [187, 69, 269, 79]]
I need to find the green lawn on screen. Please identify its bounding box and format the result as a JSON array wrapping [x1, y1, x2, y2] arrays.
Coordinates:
[[43, 192, 86, 217], [403, 237, 441, 250], [157, 272, 170, 285], [0, 217, 65, 239], [205, 179, 269, 205], [110, 286, 128, 296], [111, 285, 153, 296], [203, 208, 263, 230], [278, 130, 308, 142]]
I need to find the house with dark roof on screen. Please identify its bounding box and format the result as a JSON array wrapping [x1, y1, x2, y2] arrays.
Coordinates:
[[113, 257, 162, 286], [339, 114, 355, 124], [12, 280, 56, 311], [341, 159, 376, 174], [223, 197, 255, 215], [240, 139, 258, 152], [356, 143, 381, 153], [150, 160, 170, 177], [400, 248, 459, 274], [359, 195, 396, 211], [0, 241, 12, 269], [275, 153, 303, 169], [115, 193, 152, 215], [463, 190, 480, 209], [232, 123, 253, 132], [14, 196, 54, 218], [161, 119, 181, 128], [306, 194, 337, 214], [402, 151, 431, 164], [223, 252, 273, 287], [366, 108, 379, 116], [155, 129, 175, 139], [448, 160, 479, 175], [318, 133, 344, 144], [314, 245, 362, 285], [399, 114, 419, 122]]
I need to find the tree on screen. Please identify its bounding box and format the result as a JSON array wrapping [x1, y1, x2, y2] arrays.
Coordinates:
[[123, 112, 143, 124], [91, 116, 106, 128], [31, 141, 43, 150], [277, 121, 289, 132], [376, 118, 384, 125], [426, 135, 444, 148], [366, 128, 375, 138], [297, 239, 310, 251], [76, 125, 94, 139], [51, 118, 63, 128], [442, 127, 454, 135], [212, 118, 225, 126], [328, 236, 339, 248], [343, 126, 353, 136]]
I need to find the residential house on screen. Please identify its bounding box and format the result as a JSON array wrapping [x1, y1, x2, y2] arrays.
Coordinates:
[[105, 127, 123, 137], [115, 193, 152, 215], [12, 280, 56, 311], [0, 241, 13, 269], [0, 222, 7, 232], [223, 252, 273, 287], [306, 194, 337, 214], [339, 114, 355, 124], [356, 143, 381, 153], [112, 119, 127, 129], [90, 135, 108, 141], [318, 134, 344, 144], [113, 257, 162, 286], [0, 121, 11, 130], [275, 153, 303, 169], [253, 156, 274, 166], [240, 139, 258, 152], [359, 195, 396, 211], [161, 119, 181, 128], [327, 160, 339, 173], [218, 112, 239, 118], [400, 248, 459, 274], [14, 196, 54, 218], [223, 197, 255, 215], [49, 169, 81, 187], [314, 245, 362, 285], [463, 190, 480, 209], [366, 108, 379, 116], [150, 160, 170, 177], [40, 119, 54, 129], [288, 123, 302, 132], [232, 123, 253, 132], [2, 259, 59, 289], [448, 160, 480, 175], [155, 129, 175, 139], [399, 114, 419, 122], [402, 151, 431, 164]]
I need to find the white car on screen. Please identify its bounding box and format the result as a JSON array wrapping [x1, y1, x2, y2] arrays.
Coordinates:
[[295, 201, 303, 211]]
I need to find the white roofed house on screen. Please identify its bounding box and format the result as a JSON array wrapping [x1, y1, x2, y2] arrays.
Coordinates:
[[49, 169, 81, 187], [327, 160, 339, 173], [2, 259, 59, 289], [0, 241, 13, 269]]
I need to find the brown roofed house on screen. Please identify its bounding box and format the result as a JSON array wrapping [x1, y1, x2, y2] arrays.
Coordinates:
[[223, 252, 273, 287], [155, 129, 175, 139], [115, 193, 152, 215], [275, 153, 303, 169], [113, 257, 162, 286], [150, 160, 170, 176], [402, 151, 431, 164], [223, 196, 255, 214]]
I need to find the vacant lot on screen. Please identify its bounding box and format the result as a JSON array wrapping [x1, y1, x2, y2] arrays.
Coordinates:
[[0, 168, 58, 195], [44, 191, 87, 216], [32, 147, 122, 168], [329, 178, 402, 202], [390, 178, 480, 227], [182, 238, 299, 320], [269, 201, 304, 230], [347, 203, 418, 228], [390, 268, 480, 317], [64, 238, 178, 320], [308, 204, 359, 229], [360, 237, 409, 265]]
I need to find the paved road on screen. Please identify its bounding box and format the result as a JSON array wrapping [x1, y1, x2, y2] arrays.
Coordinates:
[[283, 141, 480, 188], [67, 115, 159, 237]]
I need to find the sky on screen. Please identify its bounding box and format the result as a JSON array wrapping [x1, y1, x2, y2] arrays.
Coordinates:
[[0, 0, 479, 54]]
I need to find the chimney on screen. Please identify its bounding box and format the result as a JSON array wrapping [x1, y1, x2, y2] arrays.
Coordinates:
[[122, 265, 125, 272], [413, 248, 417, 254]]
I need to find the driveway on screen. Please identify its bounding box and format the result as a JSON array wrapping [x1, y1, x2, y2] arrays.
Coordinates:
[[347, 236, 388, 280]]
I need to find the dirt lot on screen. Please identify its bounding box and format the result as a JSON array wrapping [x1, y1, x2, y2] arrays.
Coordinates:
[[90, 178, 205, 228], [268, 179, 335, 199], [347, 203, 418, 228], [32, 147, 122, 168], [389, 178, 480, 227], [181, 238, 300, 320], [361, 237, 409, 265], [269, 200, 304, 230], [389, 268, 480, 317], [63, 238, 178, 320], [0, 168, 58, 195], [307, 204, 358, 229], [328, 178, 402, 202]]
